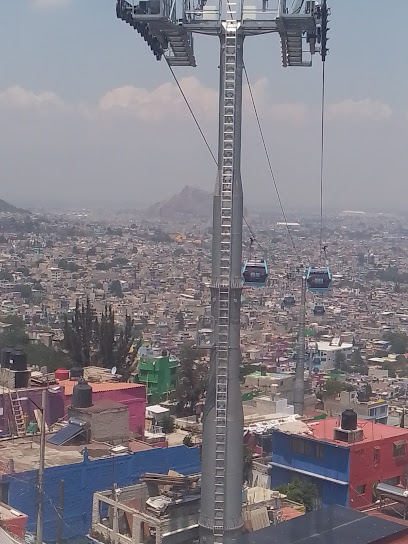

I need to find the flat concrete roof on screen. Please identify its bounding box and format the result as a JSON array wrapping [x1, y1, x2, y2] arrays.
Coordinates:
[[0, 437, 113, 472]]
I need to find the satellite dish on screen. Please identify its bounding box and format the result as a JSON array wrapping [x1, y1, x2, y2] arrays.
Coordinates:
[[111, 366, 117, 376]]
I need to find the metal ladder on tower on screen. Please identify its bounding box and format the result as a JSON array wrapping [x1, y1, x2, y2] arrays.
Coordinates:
[[9, 391, 26, 437], [213, 19, 238, 542]]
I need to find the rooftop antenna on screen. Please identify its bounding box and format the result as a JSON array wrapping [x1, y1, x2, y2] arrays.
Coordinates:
[[116, 0, 329, 541]]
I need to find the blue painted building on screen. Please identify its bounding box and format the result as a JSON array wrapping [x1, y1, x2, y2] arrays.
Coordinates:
[[270, 430, 350, 507], [2, 446, 200, 543]]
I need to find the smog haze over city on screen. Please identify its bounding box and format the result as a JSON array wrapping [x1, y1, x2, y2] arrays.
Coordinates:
[[4, 3, 408, 544], [0, 0, 407, 212]]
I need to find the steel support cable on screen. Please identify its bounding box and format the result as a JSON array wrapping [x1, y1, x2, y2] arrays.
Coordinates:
[[166, 59, 218, 165], [319, 59, 326, 264], [166, 59, 265, 254], [242, 62, 302, 265]]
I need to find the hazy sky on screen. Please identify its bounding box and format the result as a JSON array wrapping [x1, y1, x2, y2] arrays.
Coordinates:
[[0, 0, 407, 211]]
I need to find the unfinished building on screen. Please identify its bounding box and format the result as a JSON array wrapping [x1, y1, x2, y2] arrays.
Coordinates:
[[90, 472, 297, 544]]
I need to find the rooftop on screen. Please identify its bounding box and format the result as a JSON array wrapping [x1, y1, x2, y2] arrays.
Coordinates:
[[0, 437, 84, 472], [306, 418, 408, 446], [236, 505, 408, 544], [59, 380, 144, 396]]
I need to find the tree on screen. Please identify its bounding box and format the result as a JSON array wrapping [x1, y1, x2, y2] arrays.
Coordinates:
[[322, 378, 345, 399], [25, 342, 70, 373], [162, 416, 175, 434], [109, 280, 123, 298], [95, 262, 110, 271], [87, 247, 97, 256], [239, 362, 259, 383], [98, 304, 115, 368], [334, 351, 346, 371], [383, 362, 397, 378], [176, 342, 207, 415], [175, 311, 185, 331], [114, 314, 142, 382], [16, 266, 30, 277], [349, 349, 367, 374], [0, 315, 29, 347], [183, 434, 194, 447], [63, 298, 97, 367], [243, 446, 253, 483], [0, 271, 13, 281], [111, 257, 128, 268], [0, 317, 69, 372], [14, 284, 32, 300], [383, 331, 408, 355], [63, 299, 138, 373], [275, 479, 319, 511], [57, 259, 79, 273]]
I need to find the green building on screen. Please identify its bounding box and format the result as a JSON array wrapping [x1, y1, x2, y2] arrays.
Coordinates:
[[138, 353, 178, 403]]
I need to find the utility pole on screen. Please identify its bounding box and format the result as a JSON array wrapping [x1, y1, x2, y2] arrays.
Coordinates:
[[294, 275, 306, 416], [57, 480, 65, 544], [36, 389, 46, 544]]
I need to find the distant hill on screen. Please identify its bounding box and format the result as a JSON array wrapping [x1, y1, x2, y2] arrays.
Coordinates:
[[148, 185, 213, 219], [0, 199, 30, 215]]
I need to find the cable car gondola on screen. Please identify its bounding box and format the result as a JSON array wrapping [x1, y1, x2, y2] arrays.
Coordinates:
[[313, 304, 325, 316], [281, 294, 296, 309], [242, 259, 268, 287], [306, 266, 331, 293]]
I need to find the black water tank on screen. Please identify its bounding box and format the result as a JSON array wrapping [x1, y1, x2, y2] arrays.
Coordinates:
[[1, 347, 13, 368], [14, 371, 30, 389], [72, 378, 92, 408], [341, 409, 357, 431], [11, 349, 27, 371], [161, 350, 168, 357], [70, 367, 84, 380]]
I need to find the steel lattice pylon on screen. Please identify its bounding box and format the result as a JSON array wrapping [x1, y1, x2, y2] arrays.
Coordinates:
[[116, 0, 329, 542]]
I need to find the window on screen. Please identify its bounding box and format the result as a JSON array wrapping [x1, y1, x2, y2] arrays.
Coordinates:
[[356, 485, 366, 495], [374, 447, 380, 463], [384, 476, 400, 486], [291, 437, 312, 456], [393, 441, 406, 458]]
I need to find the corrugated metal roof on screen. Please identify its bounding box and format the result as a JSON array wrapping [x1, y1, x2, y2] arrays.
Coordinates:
[[236, 505, 408, 544], [59, 380, 144, 396]]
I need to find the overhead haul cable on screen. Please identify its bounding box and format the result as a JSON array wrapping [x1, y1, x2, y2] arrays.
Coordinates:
[[243, 63, 301, 264], [166, 60, 265, 252]]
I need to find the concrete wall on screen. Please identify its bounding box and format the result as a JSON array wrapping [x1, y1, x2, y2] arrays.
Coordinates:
[[2, 446, 200, 543], [69, 405, 129, 443], [65, 388, 146, 437], [270, 431, 350, 507], [348, 432, 408, 508]]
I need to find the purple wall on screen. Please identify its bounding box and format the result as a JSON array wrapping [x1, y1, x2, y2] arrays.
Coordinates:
[[64, 386, 146, 437], [0, 387, 65, 435]]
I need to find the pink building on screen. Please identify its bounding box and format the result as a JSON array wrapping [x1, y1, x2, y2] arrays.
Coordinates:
[[60, 381, 146, 438]]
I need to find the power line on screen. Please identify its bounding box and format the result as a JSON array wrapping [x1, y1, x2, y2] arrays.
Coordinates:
[[242, 63, 301, 264]]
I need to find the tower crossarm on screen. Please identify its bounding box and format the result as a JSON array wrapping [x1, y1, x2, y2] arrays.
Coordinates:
[[116, 0, 196, 66]]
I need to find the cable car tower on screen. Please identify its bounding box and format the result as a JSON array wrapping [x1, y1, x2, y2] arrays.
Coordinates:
[[116, 0, 328, 542]]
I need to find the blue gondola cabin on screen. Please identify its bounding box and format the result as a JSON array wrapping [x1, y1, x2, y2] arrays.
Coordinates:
[[306, 267, 331, 293], [242, 259, 268, 287]]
